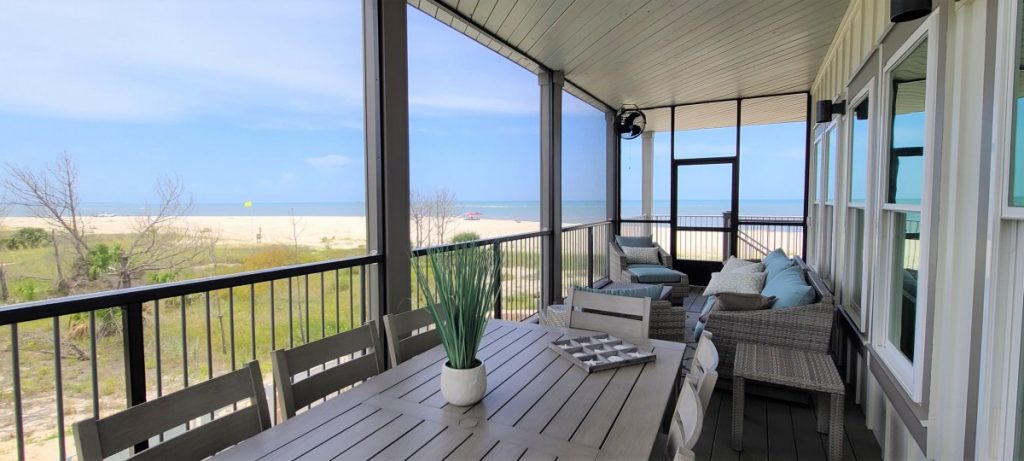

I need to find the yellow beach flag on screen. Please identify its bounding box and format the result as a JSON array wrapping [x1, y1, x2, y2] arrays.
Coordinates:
[[243, 201, 253, 208]]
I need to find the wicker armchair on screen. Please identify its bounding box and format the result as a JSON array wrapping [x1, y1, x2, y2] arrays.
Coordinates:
[[702, 257, 835, 377], [609, 241, 689, 305]]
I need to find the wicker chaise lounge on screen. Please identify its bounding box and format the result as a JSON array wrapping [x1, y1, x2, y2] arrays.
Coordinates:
[[609, 237, 689, 305]]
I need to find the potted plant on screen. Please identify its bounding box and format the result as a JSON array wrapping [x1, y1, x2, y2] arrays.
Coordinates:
[[415, 243, 499, 406]]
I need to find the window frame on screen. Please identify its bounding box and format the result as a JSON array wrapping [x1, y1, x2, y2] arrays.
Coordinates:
[[978, 1, 1024, 458], [818, 122, 840, 287], [870, 17, 940, 402], [842, 82, 876, 332]]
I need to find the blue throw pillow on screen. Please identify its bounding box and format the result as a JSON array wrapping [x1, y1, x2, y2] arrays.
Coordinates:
[[572, 284, 663, 300], [761, 265, 816, 309], [615, 235, 654, 248]]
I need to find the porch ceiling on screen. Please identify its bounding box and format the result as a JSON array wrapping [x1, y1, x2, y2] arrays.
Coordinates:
[[411, 0, 849, 113]]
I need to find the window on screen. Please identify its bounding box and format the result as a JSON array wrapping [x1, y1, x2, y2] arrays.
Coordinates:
[[844, 97, 871, 327], [820, 127, 838, 285], [1013, 6, 1024, 207], [877, 32, 931, 391], [888, 211, 921, 360]]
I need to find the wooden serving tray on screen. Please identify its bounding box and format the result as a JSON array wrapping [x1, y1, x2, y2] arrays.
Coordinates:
[[548, 333, 656, 373]]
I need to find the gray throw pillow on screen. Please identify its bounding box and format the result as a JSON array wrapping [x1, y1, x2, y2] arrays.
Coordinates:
[[700, 293, 776, 322], [622, 246, 661, 265]]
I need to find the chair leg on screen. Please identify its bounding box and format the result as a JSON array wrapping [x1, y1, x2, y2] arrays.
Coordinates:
[[829, 393, 845, 461], [732, 376, 745, 451]]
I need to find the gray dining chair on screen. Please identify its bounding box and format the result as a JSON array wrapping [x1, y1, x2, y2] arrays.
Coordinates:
[[666, 379, 705, 459], [567, 289, 652, 340], [272, 321, 385, 420], [688, 331, 720, 407], [73, 361, 271, 461], [383, 308, 440, 367]]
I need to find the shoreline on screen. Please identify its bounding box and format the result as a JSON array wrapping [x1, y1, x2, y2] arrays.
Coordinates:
[[0, 215, 544, 249]]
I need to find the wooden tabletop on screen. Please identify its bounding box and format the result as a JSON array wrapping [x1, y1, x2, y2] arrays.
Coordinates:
[[214, 319, 686, 461]]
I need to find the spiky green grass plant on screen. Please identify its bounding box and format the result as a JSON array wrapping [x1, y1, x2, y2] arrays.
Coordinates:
[[415, 244, 500, 369]]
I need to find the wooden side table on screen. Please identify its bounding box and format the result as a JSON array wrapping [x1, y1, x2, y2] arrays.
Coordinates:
[[732, 342, 846, 461]]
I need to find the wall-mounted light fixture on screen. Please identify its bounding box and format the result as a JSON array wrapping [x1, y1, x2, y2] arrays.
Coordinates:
[[815, 99, 846, 124], [890, 0, 931, 23]]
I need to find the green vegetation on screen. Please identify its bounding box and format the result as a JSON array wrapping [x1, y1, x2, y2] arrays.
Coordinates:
[[2, 227, 50, 250], [450, 231, 481, 243]]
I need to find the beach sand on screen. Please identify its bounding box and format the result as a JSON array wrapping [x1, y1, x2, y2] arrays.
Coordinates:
[[1, 215, 543, 249]]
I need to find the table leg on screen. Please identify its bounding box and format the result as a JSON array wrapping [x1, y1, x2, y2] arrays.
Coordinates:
[[829, 393, 845, 461], [732, 376, 745, 452]]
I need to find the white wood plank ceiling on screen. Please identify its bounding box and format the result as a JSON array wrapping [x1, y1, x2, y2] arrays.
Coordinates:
[[410, 0, 849, 127]]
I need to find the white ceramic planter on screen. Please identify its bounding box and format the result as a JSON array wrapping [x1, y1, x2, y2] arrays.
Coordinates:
[[440, 360, 486, 406]]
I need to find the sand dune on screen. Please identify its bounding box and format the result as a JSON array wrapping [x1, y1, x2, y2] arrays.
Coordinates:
[[1, 215, 543, 249]]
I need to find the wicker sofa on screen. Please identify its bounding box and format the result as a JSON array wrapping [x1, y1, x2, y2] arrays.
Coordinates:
[[701, 256, 835, 378], [609, 239, 689, 305], [537, 282, 689, 342]]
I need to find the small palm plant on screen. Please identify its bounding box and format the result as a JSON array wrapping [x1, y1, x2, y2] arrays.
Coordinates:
[[415, 243, 500, 370]]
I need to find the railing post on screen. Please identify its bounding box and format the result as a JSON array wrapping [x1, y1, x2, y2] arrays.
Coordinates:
[[587, 226, 594, 287], [493, 244, 502, 320], [122, 302, 148, 452], [722, 211, 733, 259]]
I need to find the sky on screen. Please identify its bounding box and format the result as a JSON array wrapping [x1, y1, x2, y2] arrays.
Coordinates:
[[0, 0, 806, 214]]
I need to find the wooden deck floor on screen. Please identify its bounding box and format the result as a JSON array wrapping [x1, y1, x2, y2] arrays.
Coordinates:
[[680, 288, 882, 461]]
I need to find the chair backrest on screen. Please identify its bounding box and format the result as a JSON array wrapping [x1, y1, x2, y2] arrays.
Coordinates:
[[568, 289, 651, 340], [73, 361, 270, 461], [383, 308, 440, 367], [694, 370, 719, 412], [692, 331, 719, 376], [667, 380, 704, 456], [272, 321, 384, 420]]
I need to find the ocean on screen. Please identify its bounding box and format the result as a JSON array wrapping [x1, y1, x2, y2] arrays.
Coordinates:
[[11, 199, 804, 223]]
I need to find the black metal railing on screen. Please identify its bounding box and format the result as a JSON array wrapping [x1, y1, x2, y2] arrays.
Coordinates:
[[620, 214, 805, 261], [0, 222, 619, 460], [411, 230, 547, 323], [560, 221, 613, 298], [0, 255, 380, 460]]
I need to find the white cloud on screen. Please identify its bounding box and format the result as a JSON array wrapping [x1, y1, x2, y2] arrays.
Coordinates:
[[0, 1, 364, 122], [305, 154, 351, 167]]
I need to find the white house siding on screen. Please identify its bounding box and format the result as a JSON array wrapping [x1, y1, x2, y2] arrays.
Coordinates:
[[810, 0, 998, 459]]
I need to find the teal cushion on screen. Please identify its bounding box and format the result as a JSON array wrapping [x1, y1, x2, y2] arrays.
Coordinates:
[[764, 248, 788, 266], [627, 265, 684, 283], [616, 235, 653, 247], [764, 249, 795, 281], [761, 265, 816, 309], [572, 284, 664, 300], [694, 295, 717, 337]]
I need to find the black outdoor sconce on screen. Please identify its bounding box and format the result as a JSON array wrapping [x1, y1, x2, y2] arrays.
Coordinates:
[[815, 99, 846, 124], [891, 0, 931, 23]]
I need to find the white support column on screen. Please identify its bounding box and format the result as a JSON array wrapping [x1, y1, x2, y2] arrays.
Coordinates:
[[641, 131, 655, 234], [363, 0, 410, 325], [540, 70, 563, 306]]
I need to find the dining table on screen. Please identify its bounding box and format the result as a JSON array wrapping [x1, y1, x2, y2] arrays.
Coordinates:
[[214, 319, 686, 460]]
